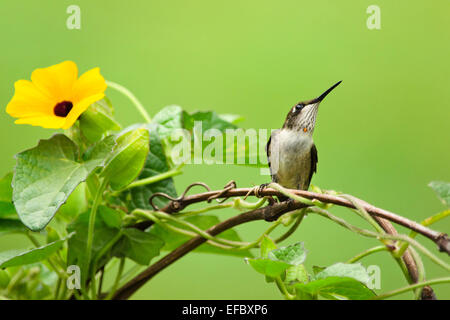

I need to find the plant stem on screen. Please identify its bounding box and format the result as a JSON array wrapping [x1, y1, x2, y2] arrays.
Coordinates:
[[308, 207, 450, 272], [106, 80, 151, 123], [372, 277, 450, 300], [59, 279, 68, 300], [268, 183, 315, 206], [118, 264, 143, 288], [90, 230, 123, 299], [233, 197, 267, 210], [116, 165, 183, 193], [135, 209, 249, 248], [396, 209, 450, 257], [84, 178, 108, 294], [274, 209, 306, 244], [340, 194, 385, 235], [54, 278, 62, 300], [407, 246, 425, 299], [275, 276, 295, 300], [175, 202, 234, 218], [105, 258, 126, 300], [346, 246, 388, 263]]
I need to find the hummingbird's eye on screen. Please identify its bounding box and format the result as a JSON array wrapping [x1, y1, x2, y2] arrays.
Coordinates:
[[295, 103, 304, 112]]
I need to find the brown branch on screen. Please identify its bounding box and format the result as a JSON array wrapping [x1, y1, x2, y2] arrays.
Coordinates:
[[112, 185, 448, 300], [137, 187, 450, 254], [370, 215, 433, 299]]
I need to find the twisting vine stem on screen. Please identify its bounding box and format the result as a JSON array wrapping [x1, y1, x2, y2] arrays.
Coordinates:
[[109, 181, 449, 300]]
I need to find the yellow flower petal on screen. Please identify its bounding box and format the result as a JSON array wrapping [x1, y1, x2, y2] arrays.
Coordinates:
[[31, 61, 78, 101], [62, 93, 105, 129], [6, 80, 56, 117], [15, 115, 66, 129], [71, 67, 107, 103]]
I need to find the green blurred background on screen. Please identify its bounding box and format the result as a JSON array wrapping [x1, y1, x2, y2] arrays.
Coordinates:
[[0, 0, 449, 299]]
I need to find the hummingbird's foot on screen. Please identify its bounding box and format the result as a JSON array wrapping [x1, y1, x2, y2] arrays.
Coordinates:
[[244, 183, 276, 204], [256, 183, 278, 205], [255, 183, 269, 198]]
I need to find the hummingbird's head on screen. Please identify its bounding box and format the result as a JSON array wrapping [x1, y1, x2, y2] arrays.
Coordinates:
[[283, 81, 342, 133]]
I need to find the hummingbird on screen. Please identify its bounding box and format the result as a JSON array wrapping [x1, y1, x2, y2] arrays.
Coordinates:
[[266, 81, 342, 194]]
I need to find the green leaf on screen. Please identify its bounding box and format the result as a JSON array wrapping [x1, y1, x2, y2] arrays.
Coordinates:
[[128, 124, 177, 210], [82, 135, 117, 170], [312, 265, 326, 275], [0, 202, 16, 219], [0, 219, 27, 236], [153, 106, 240, 138], [56, 183, 88, 222], [258, 236, 278, 283], [101, 128, 150, 190], [12, 134, 115, 231], [429, 181, 450, 207], [148, 215, 252, 258], [0, 233, 74, 269], [247, 258, 292, 278], [268, 242, 307, 266], [0, 269, 10, 288], [294, 277, 376, 300], [79, 98, 121, 143], [182, 110, 237, 132], [98, 205, 123, 229], [113, 228, 164, 265], [260, 235, 277, 258], [293, 263, 374, 300], [152, 106, 264, 167], [0, 172, 13, 202], [0, 172, 17, 219], [152, 105, 184, 139], [218, 114, 245, 125], [46, 227, 60, 244], [314, 263, 370, 285]]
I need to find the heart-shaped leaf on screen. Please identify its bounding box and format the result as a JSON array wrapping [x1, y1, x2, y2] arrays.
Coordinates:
[[12, 134, 115, 231], [113, 228, 164, 265], [314, 263, 370, 284]]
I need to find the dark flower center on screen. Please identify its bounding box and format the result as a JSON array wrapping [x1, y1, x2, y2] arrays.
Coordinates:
[[53, 101, 73, 117]]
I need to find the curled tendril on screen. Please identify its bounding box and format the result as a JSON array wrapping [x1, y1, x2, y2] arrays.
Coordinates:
[[149, 182, 212, 210], [206, 180, 236, 203], [148, 181, 239, 210]]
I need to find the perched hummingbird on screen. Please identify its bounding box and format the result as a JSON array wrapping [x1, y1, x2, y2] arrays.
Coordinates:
[[266, 81, 342, 193]]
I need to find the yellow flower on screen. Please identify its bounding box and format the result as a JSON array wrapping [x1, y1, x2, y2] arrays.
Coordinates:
[[6, 61, 107, 129]]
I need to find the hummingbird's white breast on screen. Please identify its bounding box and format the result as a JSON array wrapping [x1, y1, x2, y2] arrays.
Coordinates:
[[268, 129, 314, 190]]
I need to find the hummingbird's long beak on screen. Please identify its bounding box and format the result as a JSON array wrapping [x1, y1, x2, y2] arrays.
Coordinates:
[[316, 81, 342, 102]]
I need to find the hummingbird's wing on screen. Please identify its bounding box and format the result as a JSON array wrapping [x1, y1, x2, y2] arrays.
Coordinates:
[[265, 130, 279, 182], [307, 143, 318, 188]]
